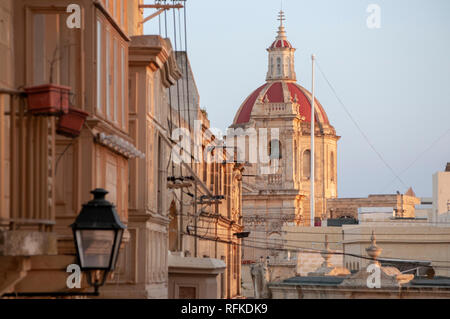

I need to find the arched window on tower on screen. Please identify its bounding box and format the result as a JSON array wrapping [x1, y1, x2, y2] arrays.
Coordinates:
[[269, 139, 282, 160], [285, 56, 289, 76], [270, 57, 274, 75], [202, 146, 207, 182], [303, 150, 311, 179], [330, 151, 335, 182], [276, 57, 281, 76], [294, 141, 298, 180]]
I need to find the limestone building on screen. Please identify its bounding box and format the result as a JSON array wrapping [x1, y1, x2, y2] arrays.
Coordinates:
[[229, 11, 339, 262], [0, 0, 244, 299], [326, 189, 421, 221]]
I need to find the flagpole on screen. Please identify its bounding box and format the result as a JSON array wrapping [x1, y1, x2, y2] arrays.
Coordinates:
[[310, 54, 315, 227]]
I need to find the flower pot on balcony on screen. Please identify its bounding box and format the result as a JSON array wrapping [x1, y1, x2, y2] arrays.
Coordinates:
[[56, 107, 89, 138], [24, 84, 71, 116]]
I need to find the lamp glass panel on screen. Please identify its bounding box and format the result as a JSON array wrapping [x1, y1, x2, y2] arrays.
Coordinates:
[[110, 229, 123, 270], [76, 230, 115, 268]]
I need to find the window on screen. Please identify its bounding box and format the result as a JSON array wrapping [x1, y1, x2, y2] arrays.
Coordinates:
[[294, 141, 298, 179], [120, 0, 124, 26], [269, 139, 282, 159], [330, 151, 335, 182], [97, 20, 102, 111], [105, 30, 110, 118], [303, 150, 311, 179], [222, 165, 227, 197], [209, 160, 214, 191], [113, 38, 118, 122], [102, 0, 127, 30], [276, 57, 281, 75], [202, 146, 207, 182], [96, 14, 128, 129], [285, 56, 289, 75], [121, 46, 126, 129]]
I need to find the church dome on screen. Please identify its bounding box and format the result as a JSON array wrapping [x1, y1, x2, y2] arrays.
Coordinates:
[[232, 10, 331, 127], [270, 39, 293, 49], [232, 81, 330, 125]]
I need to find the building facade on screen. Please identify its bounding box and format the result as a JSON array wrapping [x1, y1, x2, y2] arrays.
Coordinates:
[[326, 189, 421, 221], [1, 0, 143, 296], [165, 52, 244, 298]]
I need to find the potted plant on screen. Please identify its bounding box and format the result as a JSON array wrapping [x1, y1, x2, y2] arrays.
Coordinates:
[[24, 47, 71, 116], [56, 104, 89, 138]]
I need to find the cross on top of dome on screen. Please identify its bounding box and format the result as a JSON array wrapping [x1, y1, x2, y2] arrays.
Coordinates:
[[278, 10, 285, 27], [270, 10, 291, 49], [276, 10, 287, 40]]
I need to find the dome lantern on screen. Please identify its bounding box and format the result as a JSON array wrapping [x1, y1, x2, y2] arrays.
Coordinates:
[[266, 10, 296, 82]]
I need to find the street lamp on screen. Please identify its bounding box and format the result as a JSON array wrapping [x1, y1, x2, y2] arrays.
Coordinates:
[[71, 188, 126, 294]]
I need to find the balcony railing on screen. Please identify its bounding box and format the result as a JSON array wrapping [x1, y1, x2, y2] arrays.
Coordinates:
[[268, 174, 282, 185]]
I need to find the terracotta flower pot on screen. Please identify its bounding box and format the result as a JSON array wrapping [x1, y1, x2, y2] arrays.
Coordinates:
[[56, 107, 89, 138], [24, 84, 71, 116]]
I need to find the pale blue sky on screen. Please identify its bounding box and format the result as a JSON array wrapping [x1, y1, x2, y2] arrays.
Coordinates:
[[144, 0, 450, 198]]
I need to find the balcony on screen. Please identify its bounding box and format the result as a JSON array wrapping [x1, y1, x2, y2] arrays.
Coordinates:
[[0, 89, 59, 296], [268, 174, 282, 185]]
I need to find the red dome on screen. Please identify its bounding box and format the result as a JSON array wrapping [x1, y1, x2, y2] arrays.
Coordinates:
[[270, 39, 293, 49], [233, 81, 330, 125]]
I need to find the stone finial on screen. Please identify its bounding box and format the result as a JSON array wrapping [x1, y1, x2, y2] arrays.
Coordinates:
[[341, 230, 414, 287], [258, 95, 264, 103], [263, 95, 269, 104], [320, 234, 332, 268], [366, 230, 382, 264], [308, 234, 350, 277]]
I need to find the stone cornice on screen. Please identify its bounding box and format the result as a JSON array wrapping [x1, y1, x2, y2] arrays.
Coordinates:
[[128, 209, 170, 225], [129, 36, 182, 86], [129, 35, 170, 68]]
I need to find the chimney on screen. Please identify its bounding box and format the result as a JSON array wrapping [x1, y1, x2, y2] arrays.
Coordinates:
[[446, 163, 450, 172]]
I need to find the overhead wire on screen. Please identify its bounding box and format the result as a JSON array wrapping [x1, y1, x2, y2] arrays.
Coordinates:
[[191, 224, 450, 237], [382, 127, 450, 192], [183, 232, 450, 268], [315, 59, 407, 189]]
